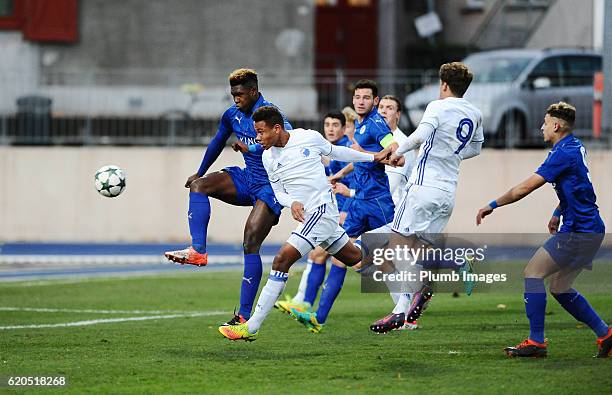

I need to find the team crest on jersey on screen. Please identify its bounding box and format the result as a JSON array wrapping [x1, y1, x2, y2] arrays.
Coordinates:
[[301, 148, 310, 157], [359, 125, 366, 135]]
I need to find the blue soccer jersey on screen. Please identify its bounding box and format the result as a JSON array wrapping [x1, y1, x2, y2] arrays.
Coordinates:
[[326, 135, 354, 211], [352, 108, 392, 199], [197, 94, 292, 186], [536, 134, 605, 233]]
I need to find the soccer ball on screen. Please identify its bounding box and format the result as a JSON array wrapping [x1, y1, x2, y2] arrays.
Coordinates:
[[94, 165, 126, 198]]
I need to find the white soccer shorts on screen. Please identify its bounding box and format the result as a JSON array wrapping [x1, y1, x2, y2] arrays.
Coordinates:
[[391, 184, 454, 237], [287, 203, 349, 257]]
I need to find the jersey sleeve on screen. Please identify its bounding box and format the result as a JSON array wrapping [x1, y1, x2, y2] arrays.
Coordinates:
[[536, 149, 570, 183], [419, 101, 441, 129], [372, 117, 392, 145], [311, 131, 333, 156], [472, 114, 485, 143], [197, 110, 233, 176]]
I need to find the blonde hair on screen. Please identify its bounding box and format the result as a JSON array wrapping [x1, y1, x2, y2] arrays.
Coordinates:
[[546, 101, 576, 130], [342, 106, 358, 123], [228, 68, 258, 88]]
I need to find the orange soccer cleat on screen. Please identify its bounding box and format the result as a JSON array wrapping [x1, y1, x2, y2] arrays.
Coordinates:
[[164, 246, 208, 266]]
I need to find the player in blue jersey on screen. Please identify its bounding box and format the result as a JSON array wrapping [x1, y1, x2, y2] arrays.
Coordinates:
[[292, 80, 398, 332], [164, 68, 292, 326], [275, 111, 355, 314], [477, 102, 611, 358]]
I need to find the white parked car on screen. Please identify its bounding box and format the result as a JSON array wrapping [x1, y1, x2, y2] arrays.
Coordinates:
[[405, 48, 602, 147]]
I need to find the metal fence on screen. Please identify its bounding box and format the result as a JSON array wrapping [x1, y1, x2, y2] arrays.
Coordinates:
[[0, 69, 609, 148]]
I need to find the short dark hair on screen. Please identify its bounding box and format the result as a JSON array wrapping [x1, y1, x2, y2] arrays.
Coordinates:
[[353, 79, 378, 98], [253, 105, 284, 128], [380, 95, 402, 113], [324, 111, 346, 126], [229, 68, 258, 89], [439, 62, 473, 97], [546, 101, 575, 129]]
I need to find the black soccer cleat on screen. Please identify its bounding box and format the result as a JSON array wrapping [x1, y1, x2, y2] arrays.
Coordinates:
[[221, 308, 247, 327], [596, 326, 612, 358], [504, 339, 548, 358], [406, 285, 433, 322], [369, 312, 405, 334]]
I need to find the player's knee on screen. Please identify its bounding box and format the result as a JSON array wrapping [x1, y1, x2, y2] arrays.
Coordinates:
[[242, 233, 262, 254], [549, 280, 570, 295], [272, 254, 291, 272], [190, 177, 212, 195], [341, 250, 361, 267]]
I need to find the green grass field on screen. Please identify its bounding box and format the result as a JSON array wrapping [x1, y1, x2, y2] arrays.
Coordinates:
[[1, 266, 611, 394]]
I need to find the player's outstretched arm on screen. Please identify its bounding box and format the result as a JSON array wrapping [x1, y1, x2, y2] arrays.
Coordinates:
[[329, 145, 374, 163], [390, 122, 434, 165], [476, 173, 546, 225]]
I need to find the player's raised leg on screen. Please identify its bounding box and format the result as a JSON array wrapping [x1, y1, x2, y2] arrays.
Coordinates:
[[165, 171, 240, 266]]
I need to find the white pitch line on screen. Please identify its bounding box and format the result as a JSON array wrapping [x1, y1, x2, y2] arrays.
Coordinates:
[[0, 306, 218, 315], [0, 311, 226, 330]]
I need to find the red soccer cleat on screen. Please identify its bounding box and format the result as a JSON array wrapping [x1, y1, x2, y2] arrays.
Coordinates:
[[504, 338, 548, 358], [596, 326, 612, 358], [164, 246, 208, 266]]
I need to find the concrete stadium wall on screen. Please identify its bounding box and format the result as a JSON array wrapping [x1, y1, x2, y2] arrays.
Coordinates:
[[0, 147, 610, 243]]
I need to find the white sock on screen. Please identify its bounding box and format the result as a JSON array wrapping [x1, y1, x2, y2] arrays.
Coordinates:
[[392, 293, 412, 314], [247, 270, 288, 333], [292, 260, 312, 303], [390, 292, 400, 304]]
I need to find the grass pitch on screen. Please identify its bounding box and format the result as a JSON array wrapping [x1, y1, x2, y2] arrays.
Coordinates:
[[1, 265, 611, 394]]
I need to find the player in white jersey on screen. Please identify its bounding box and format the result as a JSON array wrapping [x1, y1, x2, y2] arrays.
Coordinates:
[[219, 105, 386, 341], [378, 95, 415, 206], [367, 62, 484, 333]]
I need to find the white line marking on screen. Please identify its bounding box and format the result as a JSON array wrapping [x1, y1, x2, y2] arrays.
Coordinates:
[[0, 311, 226, 330], [0, 307, 219, 315], [0, 255, 275, 265]]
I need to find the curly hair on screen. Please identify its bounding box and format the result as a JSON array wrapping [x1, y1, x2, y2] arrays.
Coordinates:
[[546, 101, 576, 129], [253, 105, 283, 128], [439, 62, 473, 97]]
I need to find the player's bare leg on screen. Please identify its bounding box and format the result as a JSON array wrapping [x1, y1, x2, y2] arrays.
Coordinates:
[[228, 200, 279, 323], [219, 243, 301, 341]]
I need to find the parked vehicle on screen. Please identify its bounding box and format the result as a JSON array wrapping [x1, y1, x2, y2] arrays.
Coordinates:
[[404, 48, 602, 147]]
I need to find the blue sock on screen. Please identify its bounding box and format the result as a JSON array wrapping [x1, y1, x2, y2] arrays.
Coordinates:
[[316, 265, 347, 324], [304, 262, 326, 306], [524, 278, 547, 344], [188, 192, 210, 253], [553, 289, 609, 338], [239, 254, 263, 319]]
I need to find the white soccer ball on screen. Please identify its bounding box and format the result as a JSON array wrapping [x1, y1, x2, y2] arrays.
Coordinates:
[[94, 165, 126, 198]]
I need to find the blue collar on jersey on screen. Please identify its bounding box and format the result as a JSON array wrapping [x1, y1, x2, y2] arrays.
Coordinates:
[[355, 107, 380, 129], [552, 133, 574, 149], [334, 135, 350, 146]]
